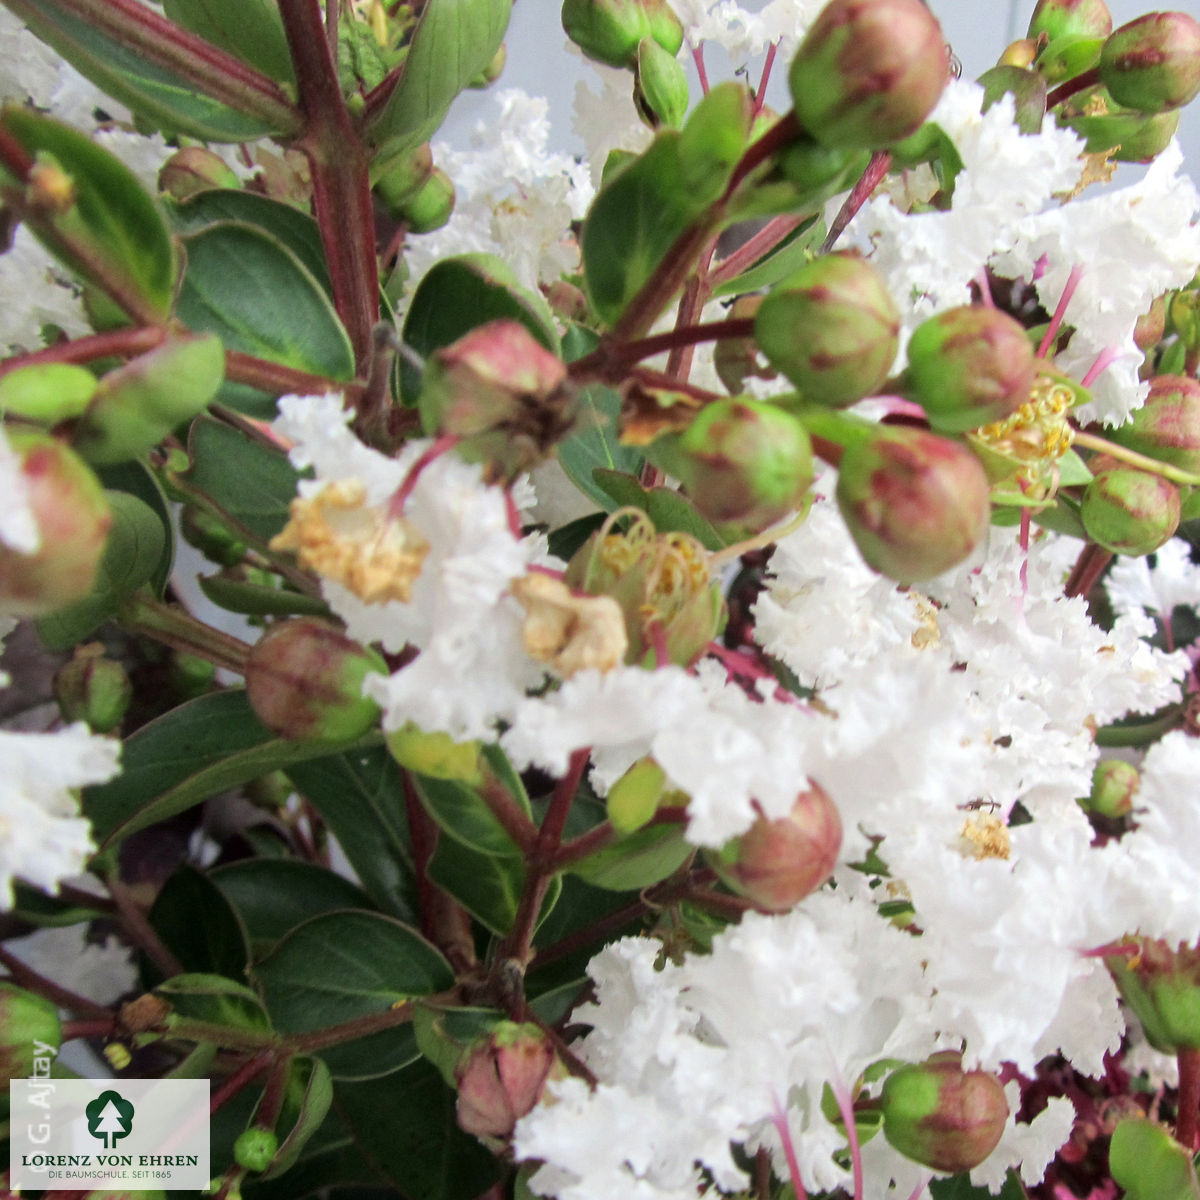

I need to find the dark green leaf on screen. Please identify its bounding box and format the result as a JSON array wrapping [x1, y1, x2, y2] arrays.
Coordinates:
[[163, 0, 294, 84], [568, 823, 693, 891], [335, 1058, 500, 1200], [156, 972, 273, 1031], [412, 1003, 501, 1088], [0, 106, 176, 317], [147, 865, 250, 983], [245, 1111, 384, 1200], [210, 860, 378, 956], [174, 222, 354, 417], [10, 883, 109, 928], [261, 1056, 334, 1179], [198, 573, 328, 618], [1109, 1118, 1200, 1200], [547, 512, 607, 561], [412, 771, 526, 858], [183, 415, 303, 543], [930, 1170, 1027, 1200], [96, 460, 174, 596], [556, 386, 644, 510], [285, 748, 418, 921], [366, 0, 512, 156], [592, 468, 725, 549], [426, 833, 526, 936]]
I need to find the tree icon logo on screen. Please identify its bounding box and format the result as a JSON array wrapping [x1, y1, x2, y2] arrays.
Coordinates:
[[85, 1089, 135, 1149]]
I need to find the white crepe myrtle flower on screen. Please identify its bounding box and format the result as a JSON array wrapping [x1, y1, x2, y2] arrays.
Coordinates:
[[0, 423, 39, 554], [669, 0, 824, 66], [0, 225, 91, 353], [1106, 538, 1200, 633], [968, 1084, 1076, 1192], [8, 924, 135, 1006]]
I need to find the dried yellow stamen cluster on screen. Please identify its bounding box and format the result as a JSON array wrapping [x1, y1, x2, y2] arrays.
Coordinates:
[[512, 573, 628, 676], [974, 375, 1076, 499], [271, 480, 429, 604], [958, 812, 1011, 861]]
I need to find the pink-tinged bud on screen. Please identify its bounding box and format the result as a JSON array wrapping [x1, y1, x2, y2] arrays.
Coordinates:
[[158, 147, 240, 201], [1112, 375, 1200, 473], [881, 1052, 1009, 1173], [706, 783, 842, 911], [999, 39, 1039, 70], [1083, 758, 1140, 819], [0, 983, 60, 1082], [419, 319, 572, 479], [561, 0, 681, 68], [789, 0, 950, 150], [754, 254, 900, 407], [1099, 13, 1200, 114], [903, 307, 1036, 434], [1135, 296, 1168, 351], [0, 430, 111, 618], [1080, 465, 1180, 556], [244, 618, 385, 743], [836, 427, 991, 582], [1027, 0, 1112, 42], [53, 643, 131, 734], [455, 1023, 560, 1139], [1105, 938, 1200, 1053]]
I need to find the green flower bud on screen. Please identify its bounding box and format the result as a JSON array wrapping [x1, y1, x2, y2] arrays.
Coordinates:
[[880, 1052, 1009, 1173], [158, 147, 241, 201], [561, 0, 651, 68], [244, 618, 385, 743], [836, 427, 991, 583], [607, 757, 667, 833], [0, 983, 60, 1082], [754, 254, 900, 406], [904, 307, 1036, 434], [706, 782, 842, 911], [386, 722, 483, 785], [1083, 758, 1140, 819], [399, 167, 455, 234], [634, 36, 689, 128], [1111, 375, 1200, 473], [1035, 34, 1106, 85], [0, 430, 111, 617], [1169, 291, 1200, 351], [1027, 0, 1112, 42], [1062, 94, 1180, 162], [233, 1127, 278, 1174], [0, 362, 96, 424], [1099, 12, 1200, 115], [789, 0, 950, 150], [374, 143, 435, 217], [455, 1022, 561, 1140], [654, 398, 815, 534], [1105, 938, 1200, 1053], [53, 643, 131, 733], [170, 650, 215, 700], [1080, 465, 1180, 555]]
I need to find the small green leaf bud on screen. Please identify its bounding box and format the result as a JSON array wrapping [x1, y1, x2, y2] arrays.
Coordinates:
[[1084, 758, 1140, 819], [0, 362, 96, 424], [754, 253, 900, 407], [836, 426, 991, 583], [1027, 0, 1112, 42], [880, 1052, 1009, 1173], [1109, 1116, 1200, 1200], [1035, 35, 1106, 85], [0, 983, 60, 1082], [999, 39, 1039, 70], [1080, 464, 1180, 555], [634, 36, 689, 128], [706, 782, 842, 911], [53, 643, 131, 733], [244, 618, 385, 743], [788, 0, 950, 150], [170, 651, 215, 700], [233, 1127, 278, 1174], [399, 167, 455, 234], [0, 430, 111, 618], [903, 306, 1036, 434], [1099, 13, 1200, 114], [607, 757, 666, 833], [455, 1022, 561, 1140], [158, 147, 241, 201], [374, 143, 435, 216], [1112, 375, 1200, 473], [1105, 938, 1200, 1053], [386, 722, 484, 785]]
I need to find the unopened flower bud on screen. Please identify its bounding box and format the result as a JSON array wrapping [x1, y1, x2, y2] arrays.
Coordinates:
[[53, 643, 131, 734], [233, 1127, 278, 1173], [754, 254, 900, 406], [1099, 13, 1200, 114], [836, 427, 991, 582], [880, 1052, 1009, 1172], [244, 618, 385, 743], [634, 36, 689, 128], [386, 722, 484, 784], [999, 39, 1039, 69], [607, 757, 666, 833], [789, 0, 950, 150], [1083, 758, 1139, 819], [562, 0, 681, 68], [158, 147, 240, 201], [1081, 465, 1180, 555], [903, 307, 1036, 434], [419, 319, 572, 478], [1064, 102, 1180, 163], [398, 167, 455, 234], [1134, 296, 1167, 351], [1027, 0, 1112, 42], [0, 983, 60, 1082], [1105, 938, 1200, 1053], [706, 783, 842, 911], [0, 430, 111, 618], [455, 1023, 561, 1139], [1112, 376, 1200, 473], [657, 398, 815, 534], [374, 143, 435, 217]]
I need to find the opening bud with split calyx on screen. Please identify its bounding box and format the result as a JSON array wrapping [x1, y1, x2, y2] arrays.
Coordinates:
[[1098, 13, 1200, 114], [455, 1023, 563, 1140], [789, 0, 950, 150]]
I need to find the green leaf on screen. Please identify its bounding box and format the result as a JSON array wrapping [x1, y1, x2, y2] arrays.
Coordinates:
[[411, 750, 531, 858], [556, 385, 645, 511], [366, 0, 512, 156], [156, 972, 273, 1031], [210, 860, 378, 956], [412, 1003, 501, 1088], [0, 106, 177, 319], [335, 1058, 500, 1200], [198, 573, 328, 618], [929, 1170, 1027, 1200], [260, 1056, 334, 1180], [401, 253, 560, 402], [244, 1111, 384, 1200], [3, 0, 294, 142], [568, 822, 693, 891], [426, 833, 526, 936], [710, 213, 824, 297], [254, 910, 452, 1080], [1109, 1117, 1200, 1200], [162, 0, 294, 84], [36, 491, 167, 650], [10, 883, 109, 928], [547, 512, 607, 561], [592, 468, 725, 549], [96, 461, 174, 597], [84, 690, 353, 853], [285, 748, 418, 922], [183, 415, 303, 543], [147, 865, 251, 983], [174, 222, 354, 418]]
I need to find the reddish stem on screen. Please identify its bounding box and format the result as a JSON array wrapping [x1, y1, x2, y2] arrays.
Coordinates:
[[570, 318, 755, 381], [210, 1052, 272, 1115], [551, 820, 617, 869], [60, 1017, 119, 1041], [1063, 542, 1113, 599], [821, 150, 893, 252], [224, 351, 345, 397], [0, 327, 166, 376], [538, 748, 591, 852], [708, 213, 810, 289], [402, 770, 442, 944], [1177, 1047, 1200, 1150], [753, 44, 778, 116], [810, 434, 845, 467], [1046, 66, 1103, 110], [0, 943, 112, 1018], [692, 45, 710, 94], [666, 240, 718, 381]]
